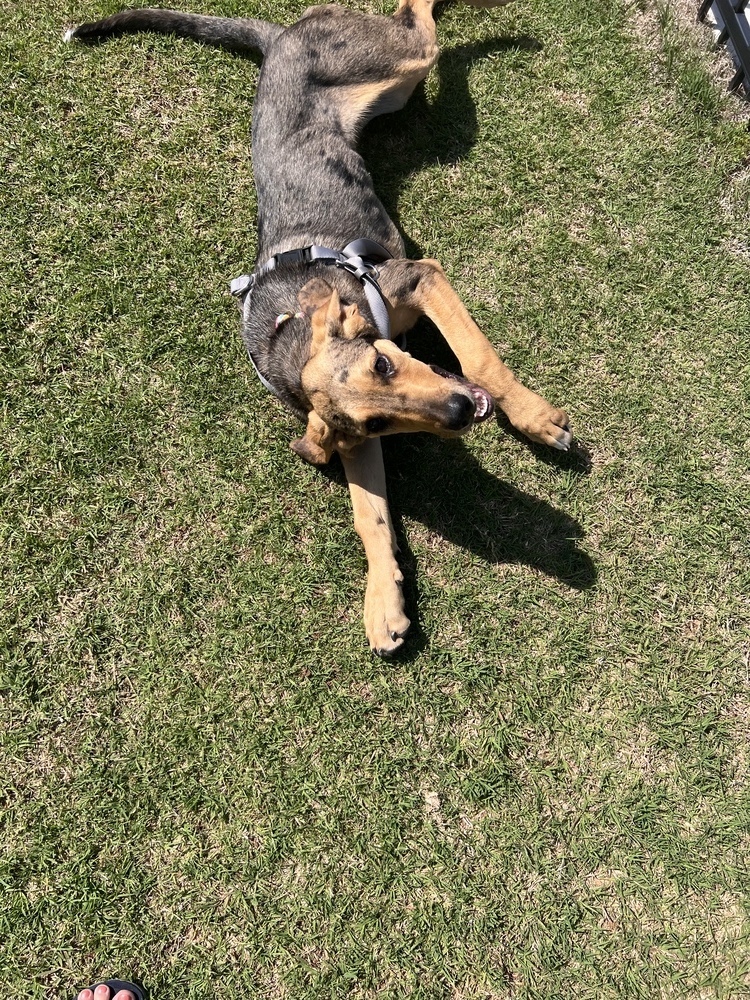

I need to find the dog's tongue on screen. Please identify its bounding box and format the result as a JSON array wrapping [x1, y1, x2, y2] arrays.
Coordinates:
[[429, 364, 495, 423]]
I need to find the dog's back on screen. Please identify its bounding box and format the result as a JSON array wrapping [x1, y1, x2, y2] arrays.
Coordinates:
[[252, 4, 441, 260]]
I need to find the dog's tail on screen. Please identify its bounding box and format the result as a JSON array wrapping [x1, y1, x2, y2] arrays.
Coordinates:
[[64, 8, 284, 56]]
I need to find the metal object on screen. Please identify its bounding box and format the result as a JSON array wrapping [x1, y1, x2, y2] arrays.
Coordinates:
[[699, 0, 750, 95]]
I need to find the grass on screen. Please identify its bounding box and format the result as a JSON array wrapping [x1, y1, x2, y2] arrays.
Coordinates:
[[2, 0, 750, 997], [651, 0, 722, 112]]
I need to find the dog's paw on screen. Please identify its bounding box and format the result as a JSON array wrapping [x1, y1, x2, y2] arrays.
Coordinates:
[[506, 390, 572, 451], [365, 571, 410, 658]]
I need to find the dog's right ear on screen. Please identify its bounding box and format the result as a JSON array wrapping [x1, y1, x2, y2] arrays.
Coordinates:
[[290, 411, 366, 465], [298, 277, 368, 347]]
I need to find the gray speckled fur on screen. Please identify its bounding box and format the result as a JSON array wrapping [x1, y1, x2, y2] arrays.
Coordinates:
[[252, 6, 408, 261], [69, 3, 428, 420]]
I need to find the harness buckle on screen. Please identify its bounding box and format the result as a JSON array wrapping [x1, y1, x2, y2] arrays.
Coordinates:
[[339, 257, 379, 282], [274, 246, 312, 268], [230, 273, 254, 298]]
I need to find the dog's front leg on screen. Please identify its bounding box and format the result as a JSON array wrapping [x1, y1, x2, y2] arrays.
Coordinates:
[[340, 438, 410, 657], [381, 259, 572, 450]]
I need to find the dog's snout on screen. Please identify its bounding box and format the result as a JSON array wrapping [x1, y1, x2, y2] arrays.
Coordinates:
[[444, 391, 475, 430]]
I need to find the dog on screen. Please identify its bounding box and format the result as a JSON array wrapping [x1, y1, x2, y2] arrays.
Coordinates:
[[66, 0, 572, 656]]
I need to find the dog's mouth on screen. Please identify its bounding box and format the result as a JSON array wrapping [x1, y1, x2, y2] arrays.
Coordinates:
[[429, 364, 495, 423]]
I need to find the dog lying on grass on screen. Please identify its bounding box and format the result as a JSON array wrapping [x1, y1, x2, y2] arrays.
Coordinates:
[[66, 0, 572, 656]]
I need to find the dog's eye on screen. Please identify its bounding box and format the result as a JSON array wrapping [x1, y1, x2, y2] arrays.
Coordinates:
[[374, 354, 394, 376], [366, 417, 388, 435]]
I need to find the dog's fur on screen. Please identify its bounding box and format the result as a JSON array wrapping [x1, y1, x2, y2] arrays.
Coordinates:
[[67, 0, 572, 655]]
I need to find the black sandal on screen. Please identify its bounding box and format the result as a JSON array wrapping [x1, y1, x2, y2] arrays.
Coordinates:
[[74, 981, 146, 1000]]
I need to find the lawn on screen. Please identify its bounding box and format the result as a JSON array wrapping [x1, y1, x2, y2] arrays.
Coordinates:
[[2, 0, 749, 997]]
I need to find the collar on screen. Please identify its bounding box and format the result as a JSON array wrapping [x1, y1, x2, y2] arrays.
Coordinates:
[[231, 239, 394, 398]]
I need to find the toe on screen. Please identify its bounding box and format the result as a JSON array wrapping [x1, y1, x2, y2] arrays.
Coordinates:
[[113, 992, 135, 1000], [510, 394, 573, 451], [94, 988, 111, 1000], [539, 408, 572, 450], [551, 426, 572, 450], [364, 574, 410, 658], [371, 615, 410, 657], [78, 992, 94, 1000], [372, 635, 405, 658]]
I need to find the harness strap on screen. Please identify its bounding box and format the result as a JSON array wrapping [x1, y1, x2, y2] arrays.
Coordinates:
[[230, 239, 393, 399], [234, 277, 285, 400], [231, 239, 393, 335]]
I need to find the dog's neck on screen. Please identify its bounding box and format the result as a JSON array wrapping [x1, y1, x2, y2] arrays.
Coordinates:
[[240, 263, 382, 419]]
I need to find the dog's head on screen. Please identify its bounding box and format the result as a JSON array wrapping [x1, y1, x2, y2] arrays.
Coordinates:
[[290, 277, 494, 464]]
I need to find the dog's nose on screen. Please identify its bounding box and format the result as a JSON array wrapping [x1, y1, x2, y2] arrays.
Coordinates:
[[444, 391, 476, 430]]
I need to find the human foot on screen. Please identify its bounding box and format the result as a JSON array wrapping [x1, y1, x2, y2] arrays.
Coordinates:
[[77, 981, 142, 1000]]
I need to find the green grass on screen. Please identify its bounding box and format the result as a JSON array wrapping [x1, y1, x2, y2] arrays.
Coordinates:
[[2, 0, 750, 997], [651, 0, 722, 112]]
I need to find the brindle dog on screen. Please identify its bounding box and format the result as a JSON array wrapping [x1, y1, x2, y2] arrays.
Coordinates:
[[66, 0, 572, 656]]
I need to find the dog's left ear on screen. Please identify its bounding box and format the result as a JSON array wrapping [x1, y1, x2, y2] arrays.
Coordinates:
[[290, 411, 365, 465], [298, 277, 333, 317], [290, 411, 335, 465]]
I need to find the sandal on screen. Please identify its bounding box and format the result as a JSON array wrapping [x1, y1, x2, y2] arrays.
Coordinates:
[[74, 981, 146, 1000]]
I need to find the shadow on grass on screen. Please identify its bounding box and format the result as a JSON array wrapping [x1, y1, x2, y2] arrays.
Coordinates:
[[497, 413, 594, 473], [362, 34, 542, 257], [323, 430, 595, 658], [384, 434, 594, 589], [394, 448, 595, 657]]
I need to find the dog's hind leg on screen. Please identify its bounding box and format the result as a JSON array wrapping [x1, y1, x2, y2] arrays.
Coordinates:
[[381, 259, 573, 450], [340, 439, 410, 657], [64, 8, 283, 55], [298, 0, 442, 140]]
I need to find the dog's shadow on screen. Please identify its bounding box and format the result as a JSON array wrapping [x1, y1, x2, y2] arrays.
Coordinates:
[[386, 428, 594, 574], [361, 34, 541, 257], [322, 428, 595, 657]]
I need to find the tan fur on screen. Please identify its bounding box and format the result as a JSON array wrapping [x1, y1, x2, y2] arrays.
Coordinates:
[[379, 259, 572, 448]]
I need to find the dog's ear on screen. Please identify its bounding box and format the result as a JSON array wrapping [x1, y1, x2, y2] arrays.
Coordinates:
[[298, 278, 368, 347], [339, 301, 367, 339], [290, 411, 336, 465], [290, 411, 365, 465], [298, 277, 333, 317], [304, 284, 343, 358]]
